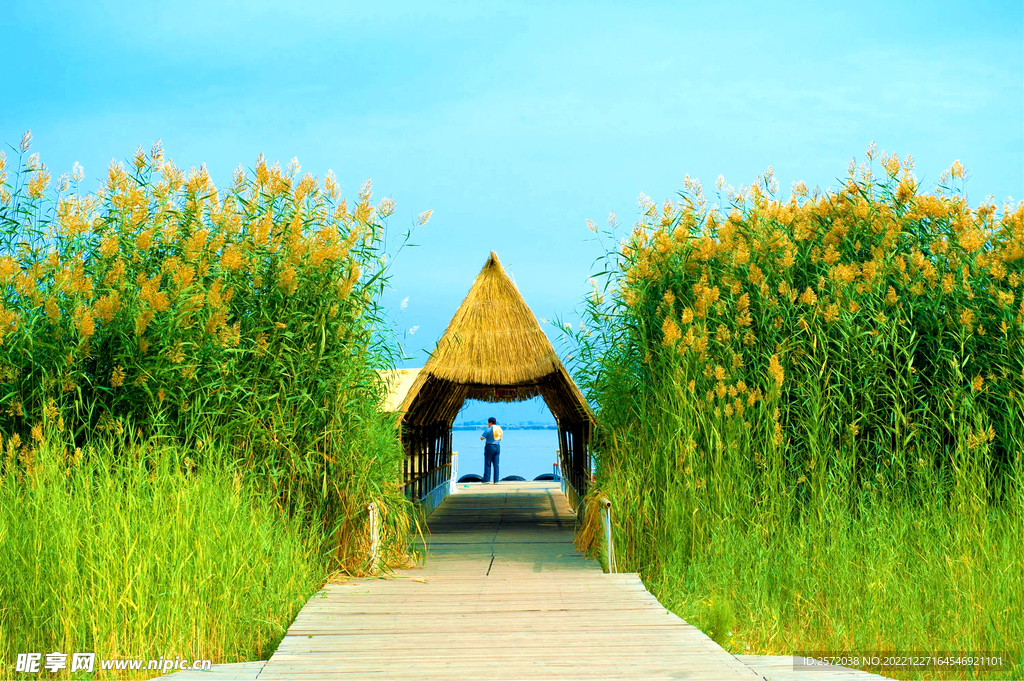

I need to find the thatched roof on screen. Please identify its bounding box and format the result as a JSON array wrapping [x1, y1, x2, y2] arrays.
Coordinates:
[[420, 251, 561, 385], [396, 252, 592, 427], [379, 368, 421, 412]]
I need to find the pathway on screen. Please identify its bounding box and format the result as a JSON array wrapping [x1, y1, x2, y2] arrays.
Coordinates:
[[169, 482, 887, 680]]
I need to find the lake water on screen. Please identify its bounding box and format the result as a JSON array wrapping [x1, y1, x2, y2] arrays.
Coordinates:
[[452, 428, 561, 481]]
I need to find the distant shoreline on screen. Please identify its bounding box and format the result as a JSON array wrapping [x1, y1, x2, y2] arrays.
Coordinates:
[[452, 424, 557, 431]]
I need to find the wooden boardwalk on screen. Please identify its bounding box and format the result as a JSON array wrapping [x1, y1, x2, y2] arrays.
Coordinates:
[[169, 482, 888, 680], [263, 482, 762, 679]]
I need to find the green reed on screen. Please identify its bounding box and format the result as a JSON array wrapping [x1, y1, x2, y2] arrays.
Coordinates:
[[0, 133, 420, 677], [0, 433, 330, 679], [568, 151, 1024, 679], [0, 134, 414, 570]]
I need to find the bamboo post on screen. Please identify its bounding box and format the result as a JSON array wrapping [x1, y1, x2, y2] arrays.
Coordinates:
[[367, 502, 379, 574], [599, 496, 615, 574], [450, 451, 458, 494]]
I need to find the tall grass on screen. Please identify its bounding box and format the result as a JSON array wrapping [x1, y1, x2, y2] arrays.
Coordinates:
[[0, 133, 419, 677], [0, 132, 413, 568], [0, 433, 327, 678], [569, 149, 1023, 679]]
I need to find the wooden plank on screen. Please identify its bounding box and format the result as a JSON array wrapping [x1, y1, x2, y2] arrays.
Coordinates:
[[176, 484, 774, 681], [162, 661, 265, 680], [735, 655, 892, 681]]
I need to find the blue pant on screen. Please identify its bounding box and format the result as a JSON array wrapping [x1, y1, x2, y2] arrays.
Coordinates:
[[483, 444, 500, 483]]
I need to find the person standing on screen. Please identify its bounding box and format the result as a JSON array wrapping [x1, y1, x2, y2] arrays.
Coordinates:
[[480, 417, 502, 483]]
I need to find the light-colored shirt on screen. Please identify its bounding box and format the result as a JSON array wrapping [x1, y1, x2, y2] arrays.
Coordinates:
[[482, 426, 500, 445]]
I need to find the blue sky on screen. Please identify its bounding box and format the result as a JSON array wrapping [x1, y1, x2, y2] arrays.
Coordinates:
[[3, 0, 1022, 424]]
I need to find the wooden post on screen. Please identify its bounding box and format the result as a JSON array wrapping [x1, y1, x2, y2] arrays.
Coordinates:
[[367, 502, 379, 574], [599, 496, 615, 574]]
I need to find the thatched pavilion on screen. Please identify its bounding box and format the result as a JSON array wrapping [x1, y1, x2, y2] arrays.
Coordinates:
[[381, 252, 593, 511]]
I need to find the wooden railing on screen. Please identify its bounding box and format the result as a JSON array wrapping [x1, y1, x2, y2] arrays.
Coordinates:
[[403, 456, 452, 509], [401, 423, 454, 516], [557, 420, 590, 511], [557, 447, 584, 512]]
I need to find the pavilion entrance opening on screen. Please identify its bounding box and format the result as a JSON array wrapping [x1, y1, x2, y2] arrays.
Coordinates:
[[451, 396, 561, 483], [379, 252, 593, 515]]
